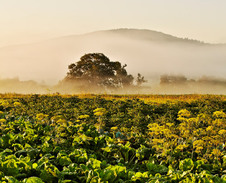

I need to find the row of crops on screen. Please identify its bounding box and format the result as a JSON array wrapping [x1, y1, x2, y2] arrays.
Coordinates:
[[0, 94, 225, 182]]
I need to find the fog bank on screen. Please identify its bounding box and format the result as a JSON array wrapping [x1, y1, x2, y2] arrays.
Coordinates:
[[0, 29, 225, 94]]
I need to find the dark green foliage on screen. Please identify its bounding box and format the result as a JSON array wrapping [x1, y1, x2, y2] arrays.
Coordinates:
[[0, 94, 225, 182], [65, 53, 134, 89]]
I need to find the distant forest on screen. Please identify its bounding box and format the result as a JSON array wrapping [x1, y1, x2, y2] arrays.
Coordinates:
[[0, 74, 226, 94], [160, 75, 226, 86]]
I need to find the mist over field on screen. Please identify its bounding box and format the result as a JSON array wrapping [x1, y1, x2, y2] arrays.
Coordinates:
[[0, 29, 226, 94]]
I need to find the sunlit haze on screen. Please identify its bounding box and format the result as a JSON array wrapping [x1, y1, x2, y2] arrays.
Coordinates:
[[0, 0, 226, 94], [1, 0, 226, 47]]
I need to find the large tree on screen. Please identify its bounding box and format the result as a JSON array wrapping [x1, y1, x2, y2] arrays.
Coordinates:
[[64, 53, 134, 88]]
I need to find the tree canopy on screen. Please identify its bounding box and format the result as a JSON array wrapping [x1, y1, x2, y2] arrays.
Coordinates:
[[64, 53, 134, 89]]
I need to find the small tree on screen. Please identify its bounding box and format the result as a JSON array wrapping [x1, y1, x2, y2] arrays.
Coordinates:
[[136, 73, 147, 86], [64, 53, 134, 89]]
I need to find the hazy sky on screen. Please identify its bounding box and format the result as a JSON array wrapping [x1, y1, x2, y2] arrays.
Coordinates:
[[1, 0, 226, 47]]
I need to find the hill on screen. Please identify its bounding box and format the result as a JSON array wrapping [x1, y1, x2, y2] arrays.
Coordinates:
[[0, 28, 225, 84]]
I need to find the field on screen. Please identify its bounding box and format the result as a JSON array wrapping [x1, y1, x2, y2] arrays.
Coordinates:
[[0, 94, 225, 182]]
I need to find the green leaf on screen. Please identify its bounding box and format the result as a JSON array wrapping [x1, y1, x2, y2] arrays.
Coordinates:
[[106, 165, 127, 178], [58, 180, 73, 183], [195, 160, 205, 172], [147, 163, 168, 174], [100, 169, 115, 181], [221, 174, 226, 182], [23, 177, 44, 183], [179, 158, 194, 171], [87, 158, 101, 169], [59, 156, 72, 166], [3, 176, 19, 183], [131, 172, 143, 181], [40, 169, 54, 182], [12, 143, 24, 151], [2, 159, 19, 175], [0, 171, 4, 179]]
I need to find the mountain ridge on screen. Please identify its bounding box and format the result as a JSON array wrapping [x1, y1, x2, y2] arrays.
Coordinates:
[[39, 28, 214, 46], [82, 28, 208, 45], [0, 28, 222, 50]]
